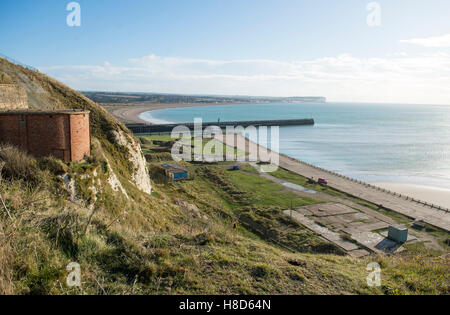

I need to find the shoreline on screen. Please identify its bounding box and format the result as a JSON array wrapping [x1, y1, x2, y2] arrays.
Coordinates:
[[110, 102, 450, 214], [373, 182, 450, 209], [107, 102, 260, 125]]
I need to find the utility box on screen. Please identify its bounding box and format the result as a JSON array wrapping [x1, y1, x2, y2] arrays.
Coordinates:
[[388, 225, 408, 243]]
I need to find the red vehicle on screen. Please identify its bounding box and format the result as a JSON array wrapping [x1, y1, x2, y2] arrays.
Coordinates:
[[318, 178, 328, 185]]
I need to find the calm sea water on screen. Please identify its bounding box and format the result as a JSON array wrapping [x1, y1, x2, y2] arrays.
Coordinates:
[[140, 102, 450, 188]]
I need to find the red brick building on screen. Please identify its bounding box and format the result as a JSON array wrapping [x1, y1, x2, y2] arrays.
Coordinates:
[[0, 110, 90, 162]]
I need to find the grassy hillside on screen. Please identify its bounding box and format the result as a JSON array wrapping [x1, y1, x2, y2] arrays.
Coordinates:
[[0, 58, 448, 295], [1, 143, 448, 295], [0, 57, 151, 193]]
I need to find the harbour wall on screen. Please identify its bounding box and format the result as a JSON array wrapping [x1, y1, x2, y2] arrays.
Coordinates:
[[126, 118, 315, 133]]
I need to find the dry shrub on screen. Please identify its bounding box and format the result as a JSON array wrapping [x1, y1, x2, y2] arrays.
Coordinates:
[[38, 157, 68, 175], [145, 152, 173, 162], [139, 137, 152, 146], [0, 144, 45, 186], [0, 221, 14, 294]]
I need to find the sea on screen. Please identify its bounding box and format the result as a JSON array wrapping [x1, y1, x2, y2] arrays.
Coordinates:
[[139, 102, 450, 189]]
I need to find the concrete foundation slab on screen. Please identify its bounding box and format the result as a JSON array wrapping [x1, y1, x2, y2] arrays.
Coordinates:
[[284, 210, 359, 252], [304, 203, 358, 217], [351, 232, 405, 254]]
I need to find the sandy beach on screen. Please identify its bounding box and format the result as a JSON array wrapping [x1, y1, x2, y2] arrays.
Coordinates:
[[107, 103, 248, 124], [373, 183, 450, 209]]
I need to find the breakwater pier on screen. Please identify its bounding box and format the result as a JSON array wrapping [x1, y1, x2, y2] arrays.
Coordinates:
[[126, 118, 315, 134]]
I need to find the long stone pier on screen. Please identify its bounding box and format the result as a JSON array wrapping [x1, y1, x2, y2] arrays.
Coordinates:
[[126, 118, 315, 134]]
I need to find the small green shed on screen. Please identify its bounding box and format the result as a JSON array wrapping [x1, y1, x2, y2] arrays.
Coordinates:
[[388, 225, 408, 243]]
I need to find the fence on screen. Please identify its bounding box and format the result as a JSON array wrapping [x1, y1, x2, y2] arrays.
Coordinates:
[[0, 53, 40, 73]]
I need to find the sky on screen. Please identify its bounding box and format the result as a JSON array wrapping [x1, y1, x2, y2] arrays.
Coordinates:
[[1, 0, 450, 104]]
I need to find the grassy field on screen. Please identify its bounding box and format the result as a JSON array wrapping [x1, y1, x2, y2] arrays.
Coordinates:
[[226, 168, 319, 209], [139, 135, 247, 159]]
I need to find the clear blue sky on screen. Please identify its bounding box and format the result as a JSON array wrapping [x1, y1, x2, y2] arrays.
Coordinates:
[[2, 0, 450, 104]]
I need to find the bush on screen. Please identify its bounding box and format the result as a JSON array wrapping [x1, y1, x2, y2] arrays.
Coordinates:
[[38, 157, 68, 175], [139, 137, 153, 146], [148, 164, 169, 183], [0, 145, 45, 186], [145, 152, 173, 162]]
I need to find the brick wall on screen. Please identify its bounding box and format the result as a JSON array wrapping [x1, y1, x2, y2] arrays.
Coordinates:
[[0, 111, 90, 162], [69, 113, 90, 161]]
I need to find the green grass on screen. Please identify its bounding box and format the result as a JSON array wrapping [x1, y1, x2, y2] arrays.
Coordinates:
[[271, 168, 414, 223], [182, 166, 344, 254], [139, 135, 247, 160], [141, 135, 175, 142], [227, 169, 319, 209], [239, 164, 260, 174], [271, 168, 349, 197]]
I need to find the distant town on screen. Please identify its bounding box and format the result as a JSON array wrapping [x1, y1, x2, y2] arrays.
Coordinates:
[[82, 91, 326, 106]]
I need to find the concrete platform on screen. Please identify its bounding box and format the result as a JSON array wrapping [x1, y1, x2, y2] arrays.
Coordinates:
[[284, 210, 360, 252], [348, 249, 371, 258], [343, 221, 391, 234], [351, 232, 405, 254], [302, 203, 358, 217]]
